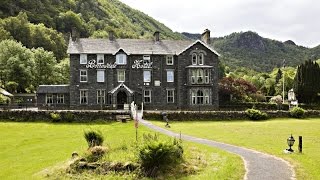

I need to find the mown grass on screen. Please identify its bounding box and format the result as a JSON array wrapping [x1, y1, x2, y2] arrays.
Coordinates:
[[152, 118, 320, 180], [0, 121, 244, 179]]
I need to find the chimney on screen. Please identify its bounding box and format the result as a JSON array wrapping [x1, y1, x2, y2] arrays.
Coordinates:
[[108, 31, 115, 41], [71, 27, 79, 41], [201, 29, 211, 44], [154, 31, 160, 42]]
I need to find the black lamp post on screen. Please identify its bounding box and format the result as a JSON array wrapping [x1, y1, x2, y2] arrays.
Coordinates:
[[287, 134, 295, 152]]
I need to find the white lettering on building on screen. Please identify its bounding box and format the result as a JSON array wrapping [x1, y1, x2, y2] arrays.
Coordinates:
[[86, 60, 117, 69], [132, 60, 153, 69]]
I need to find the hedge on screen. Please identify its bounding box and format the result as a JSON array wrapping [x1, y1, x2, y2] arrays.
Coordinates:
[[0, 110, 129, 123], [144, 110, 320, 121]]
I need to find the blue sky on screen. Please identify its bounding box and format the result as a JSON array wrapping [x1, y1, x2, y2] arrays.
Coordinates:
[[119, 0, 319, 47]]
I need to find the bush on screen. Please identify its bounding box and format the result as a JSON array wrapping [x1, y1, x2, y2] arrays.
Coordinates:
[[86, 146, 108, 162], [50, 112, 61, 122], [138, 133, 183, 177], [245, 108, 268, 120], [84, 130, 104, 148], [63, 112, 75, 122], [290, 107, 305, 118]]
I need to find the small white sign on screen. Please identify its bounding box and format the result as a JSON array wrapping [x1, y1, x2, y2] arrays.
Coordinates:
[[154, 80, 161, 86]]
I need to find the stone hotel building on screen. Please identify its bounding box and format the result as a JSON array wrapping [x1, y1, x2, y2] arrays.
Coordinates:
[[37, 29, 220, 110]]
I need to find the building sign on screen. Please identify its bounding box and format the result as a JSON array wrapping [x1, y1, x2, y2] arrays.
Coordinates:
[[132, 60, 153, 69], [86, 60, 117, 69]]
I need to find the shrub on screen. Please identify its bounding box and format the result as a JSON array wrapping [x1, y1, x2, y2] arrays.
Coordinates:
[[290, 107, 305, 118], [84, 130, 104, 148], [50, 112, 61, 122], [63, 112, 75, 122], [86, 146, 108, 162], [138, 133, 183, 177], [245, 108, 268, 120]]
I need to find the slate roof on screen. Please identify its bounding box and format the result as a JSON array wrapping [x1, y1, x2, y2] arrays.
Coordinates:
[[68, 38, 220, 56], [0, 88, 13, 97], [109, 83, 134, 94], [37, 85, 70, 94]]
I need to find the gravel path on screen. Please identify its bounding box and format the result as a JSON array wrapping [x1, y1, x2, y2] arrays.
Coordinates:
[[139, 118, 295, 180]]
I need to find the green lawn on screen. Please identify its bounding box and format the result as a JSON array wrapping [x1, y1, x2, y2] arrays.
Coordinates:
[[152, 118, 320, 180], [0, 122, 244, 179]]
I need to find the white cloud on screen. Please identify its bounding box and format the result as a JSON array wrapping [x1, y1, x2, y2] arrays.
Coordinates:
[[119, 0, 320, 47]]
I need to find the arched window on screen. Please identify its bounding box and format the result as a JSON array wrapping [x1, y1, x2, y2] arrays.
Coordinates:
[[192, 53, 197, 65], [198, 53, 204, 65]]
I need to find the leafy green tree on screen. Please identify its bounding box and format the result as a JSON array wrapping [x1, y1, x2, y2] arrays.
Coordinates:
[[54, 58, 70, 84], [294, 60, 320, 103], [0, 40, 35, 92]]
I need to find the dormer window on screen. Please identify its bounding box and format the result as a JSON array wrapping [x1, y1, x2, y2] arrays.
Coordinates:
[[143, 55, 150, 64], [166, 55, 173, 65], [116, 54, 127, 65], [97, 54, 104, 64], [192, 53, 197, 65], [80, 54, 87, 64]]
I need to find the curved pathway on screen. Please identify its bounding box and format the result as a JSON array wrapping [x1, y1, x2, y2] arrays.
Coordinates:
[[139, 118, 295, 180]]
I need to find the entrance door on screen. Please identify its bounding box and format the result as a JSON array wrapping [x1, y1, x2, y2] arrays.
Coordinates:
[[117, 91, 127, 109]]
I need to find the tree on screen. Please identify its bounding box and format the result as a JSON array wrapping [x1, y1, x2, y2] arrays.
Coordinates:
[[0, 40, 35, 92], [294, 60, 320, 103]]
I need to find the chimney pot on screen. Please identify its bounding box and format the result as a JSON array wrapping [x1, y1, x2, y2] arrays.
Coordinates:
[[71, 27, 79, 41], [154, 31, 160, 42], [109, 31, 115, 41]]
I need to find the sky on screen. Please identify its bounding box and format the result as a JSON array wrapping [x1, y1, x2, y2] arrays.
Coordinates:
[[119, 0, 319, 48]]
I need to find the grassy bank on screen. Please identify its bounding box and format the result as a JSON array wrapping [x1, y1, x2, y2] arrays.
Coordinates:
[[152, 118, 320, 179], [0, 122, 244, 179]]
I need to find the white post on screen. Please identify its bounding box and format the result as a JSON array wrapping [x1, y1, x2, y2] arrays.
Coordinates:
[[141, 102, 144, 119], [282, 59, 286, 104]]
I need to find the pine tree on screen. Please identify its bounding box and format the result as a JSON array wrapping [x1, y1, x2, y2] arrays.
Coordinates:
[[294, 60, 320, 103]]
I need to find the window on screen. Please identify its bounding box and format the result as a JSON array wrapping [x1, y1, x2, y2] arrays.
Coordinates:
[[143, 55, 150, 64], [57, 94, 64, 104], [97, 70, 105, 82], [144, 90, 151, 103], [116, 54, 127, 64], [97, 54, 104, 64], [80, 54, 87, 64], [190, 69, 210, 84], [204, 69, 210, 84], [167, 90, 174, 103], [198, 53, 204, 65], [167, 70, 174, 82], [143, 70, 151, 82], [192, 53, 197, 65], [166, 55, 173, 65], [46, 94, 53, 104], [80, 70, 87, 82], [118, 69, 125, 82], [80, 90, 88, 104], [97, 90, 105, 104], [191, 89, 211, 105]]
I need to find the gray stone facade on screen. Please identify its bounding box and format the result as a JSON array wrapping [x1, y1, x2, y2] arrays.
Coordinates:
[[37, 30, 220, 110]]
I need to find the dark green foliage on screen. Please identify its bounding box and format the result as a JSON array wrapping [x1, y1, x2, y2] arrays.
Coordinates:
[[138, 133, 183, 177], [289, 107, 306, 118], [294, 60, 320, 103], [63, 111, 75, 122], [86, 146, 108, 162], [245, 108, 268, 120], [84, 130, 104, 148]]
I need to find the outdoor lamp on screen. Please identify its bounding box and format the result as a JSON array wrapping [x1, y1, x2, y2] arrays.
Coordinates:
[[287, 134, 295, 152]]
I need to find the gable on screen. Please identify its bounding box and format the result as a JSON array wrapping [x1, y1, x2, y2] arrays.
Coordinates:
[[177, 40, 220, 56]]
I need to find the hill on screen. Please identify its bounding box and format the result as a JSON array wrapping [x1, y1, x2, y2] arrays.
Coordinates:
[[184, 31, 317, 72]]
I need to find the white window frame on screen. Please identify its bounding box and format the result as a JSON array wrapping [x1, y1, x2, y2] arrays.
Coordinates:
[[192, 53, 197, 65], [117, 69, 125, 82], [166, 55, 173, 65], [167, 89, 174, 103], [57, 94, 64, 104], [46, 94, 53, 104], [143, 70, 151, 82], [97, 54, 104, 64], [80, 54, 87, 64], [97, 89, 105, 104], [198, 53, 204, 65], [204, 89, 210, 104], [97, 69, 105, 82], [116, 54, 127, 65], [80, 70, 88, 82], [204, 69, 210, 84], [80, 90, 88, 104], [166, 70, 174, 82], [143, 55, 151, 63], [144, 90, 151, 103]]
